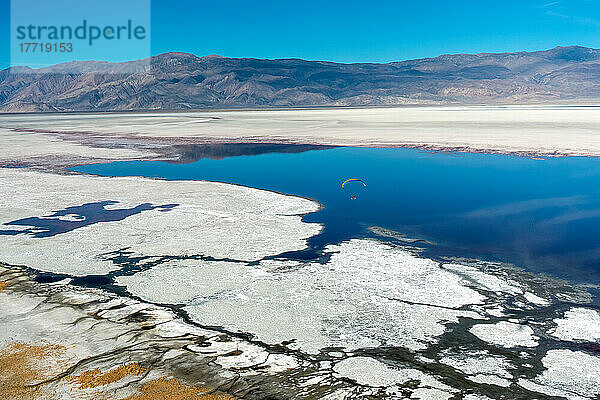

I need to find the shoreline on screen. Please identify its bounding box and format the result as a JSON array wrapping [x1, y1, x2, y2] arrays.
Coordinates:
[[2, 105, 600, 162], [0, 102, 599, 117]]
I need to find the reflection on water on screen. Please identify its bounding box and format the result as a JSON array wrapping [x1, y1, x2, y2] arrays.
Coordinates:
[[73, 146, 600, 284], [164, 143, 336, 163]]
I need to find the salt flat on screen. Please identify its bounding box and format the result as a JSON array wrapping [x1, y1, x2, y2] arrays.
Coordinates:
[[0, 169, 320, 275], [518, 350, 600, 399], [550, 308, 600, 342], [0, 266, 309, 399], [2, 106, 600, 398], [116, 237, 600, 398], [117, 239, 486, 353], [2, 164, 600, 398], [2, 105, 600, 158]]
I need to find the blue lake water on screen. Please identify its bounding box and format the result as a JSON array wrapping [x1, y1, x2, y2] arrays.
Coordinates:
[[0, 201, 177, 238], [73, 146, 600, 285]]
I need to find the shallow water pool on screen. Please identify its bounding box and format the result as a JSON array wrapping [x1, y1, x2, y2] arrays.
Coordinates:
[[73, 146, 600, 284]]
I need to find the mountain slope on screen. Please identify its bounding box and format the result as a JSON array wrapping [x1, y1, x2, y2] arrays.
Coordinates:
[[0, 46, 599, 112]]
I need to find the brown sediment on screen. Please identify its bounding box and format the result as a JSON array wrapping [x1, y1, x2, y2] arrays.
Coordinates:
[[0, 281, 7, 291], [0, 342, 236, 400], [0, 342, 67, 399], [0, 269, 246, 399], [68, 362, 147, 389], [121, 377, 236, 400]]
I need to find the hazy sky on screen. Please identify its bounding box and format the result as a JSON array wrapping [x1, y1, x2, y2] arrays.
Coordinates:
[[1, 0, 600, 69]]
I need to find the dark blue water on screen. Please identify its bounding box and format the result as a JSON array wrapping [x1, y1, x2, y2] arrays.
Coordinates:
[[0, 201, 177, 237], [73, 147, 600, 284]]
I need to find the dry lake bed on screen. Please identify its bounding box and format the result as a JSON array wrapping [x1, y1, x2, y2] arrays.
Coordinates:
[[1, 106, 600, 399]]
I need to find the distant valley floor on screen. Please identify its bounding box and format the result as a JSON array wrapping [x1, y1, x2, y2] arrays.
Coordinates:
[[1, 106, 600, 167]]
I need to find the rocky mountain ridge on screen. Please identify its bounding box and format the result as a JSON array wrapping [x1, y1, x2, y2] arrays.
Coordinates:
[[0, 46, 598, 112]]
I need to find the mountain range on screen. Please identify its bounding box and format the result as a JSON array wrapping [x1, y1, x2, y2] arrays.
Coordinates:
[[0, 46, 599, 112]]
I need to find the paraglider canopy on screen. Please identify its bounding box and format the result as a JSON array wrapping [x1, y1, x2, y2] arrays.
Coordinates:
[[341, 178, 367, 200], [341, 178, 367, 189]]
